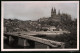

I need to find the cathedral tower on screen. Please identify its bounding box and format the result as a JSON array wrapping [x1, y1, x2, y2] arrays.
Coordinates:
[[58, 10, 60, 15], [53, 7, 56, 15], [51, 7, 56, 18], [50, 7, 60, 22], [51, 7, 54, 18]]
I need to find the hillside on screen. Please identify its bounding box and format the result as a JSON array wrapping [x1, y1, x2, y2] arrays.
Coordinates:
[[4, 14, 77, 33]]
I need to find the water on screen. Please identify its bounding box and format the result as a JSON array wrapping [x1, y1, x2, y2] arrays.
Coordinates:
[[4, 36, 49, 49], [4, 38, 35, 49]]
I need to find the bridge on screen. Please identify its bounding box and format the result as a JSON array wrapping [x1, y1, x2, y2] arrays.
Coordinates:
[[4, 31, 65, 48]]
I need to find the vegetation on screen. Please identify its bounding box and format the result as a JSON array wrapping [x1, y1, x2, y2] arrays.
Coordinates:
[[4, 13, 77, 48]]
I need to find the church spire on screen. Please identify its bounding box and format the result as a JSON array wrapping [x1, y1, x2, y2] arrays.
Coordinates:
[[51, 7, 53, 13], [58, 10, 60, 15], [51, 7, 56, 18], [51, 7, 53, 18], [54, 7, 56, 14]]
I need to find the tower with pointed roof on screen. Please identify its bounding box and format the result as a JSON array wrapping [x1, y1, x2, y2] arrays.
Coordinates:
[[58, 10, 60, 15], [53, 7, 56, 15], [51, 7, 53, 18], [50, 7, 61, 22], [51, 7, 56, 18]]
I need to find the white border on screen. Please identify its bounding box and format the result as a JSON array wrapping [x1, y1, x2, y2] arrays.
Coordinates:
[[1, 1, 79, 51]]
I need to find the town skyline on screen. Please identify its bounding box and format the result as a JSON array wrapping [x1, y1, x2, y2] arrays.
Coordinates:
[[2, 1, 78, 21]]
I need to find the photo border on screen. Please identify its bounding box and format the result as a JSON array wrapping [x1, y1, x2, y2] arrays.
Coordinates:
[[1, 1, 79, 51]]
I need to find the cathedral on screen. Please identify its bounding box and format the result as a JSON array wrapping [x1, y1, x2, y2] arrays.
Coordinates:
[[50, 7, 61, 22]]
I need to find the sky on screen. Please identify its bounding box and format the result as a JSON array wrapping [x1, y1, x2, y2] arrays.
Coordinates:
[[2, 1, 78, 21]]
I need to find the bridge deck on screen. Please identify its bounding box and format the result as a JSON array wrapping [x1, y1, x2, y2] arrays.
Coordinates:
[[5, 31, 64, 36], [4, 31, 65, 48]]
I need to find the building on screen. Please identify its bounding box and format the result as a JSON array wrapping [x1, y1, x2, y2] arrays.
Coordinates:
[[50, 7, 61, 22]]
